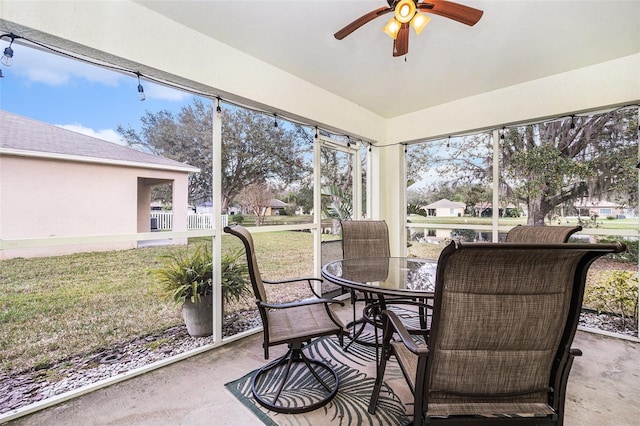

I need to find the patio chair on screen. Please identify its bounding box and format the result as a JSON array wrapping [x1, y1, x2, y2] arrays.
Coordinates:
[[506, 225, 582, 243], [368, 240, 625, 425], [224, 224, 346, 414], [341, 220, 431, 352]]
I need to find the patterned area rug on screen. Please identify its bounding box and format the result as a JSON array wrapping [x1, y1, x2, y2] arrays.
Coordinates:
[[225, 335, 412, 425]]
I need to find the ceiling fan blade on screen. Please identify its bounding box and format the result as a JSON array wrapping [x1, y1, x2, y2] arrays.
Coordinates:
[[393, 23, 410, 57], [334, 6, 394, 40], [418, 0, 483, 26]]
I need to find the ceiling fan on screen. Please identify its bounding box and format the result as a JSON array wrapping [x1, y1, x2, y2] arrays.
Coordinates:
[[334, 0, 483, 57]]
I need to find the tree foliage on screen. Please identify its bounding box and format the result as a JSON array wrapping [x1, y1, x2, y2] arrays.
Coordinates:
[[502, 109, 638, 225], [408, 108, 638, 225], [117, 100, 311, 210], [236, 183, 274, 226]]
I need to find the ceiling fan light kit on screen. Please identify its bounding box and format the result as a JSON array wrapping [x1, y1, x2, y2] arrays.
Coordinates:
[[335, 0, 483, 57]]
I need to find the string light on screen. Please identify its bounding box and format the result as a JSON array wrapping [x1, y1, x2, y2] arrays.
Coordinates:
[[1, 33, 17, 66], [136, 72, 145, 101]]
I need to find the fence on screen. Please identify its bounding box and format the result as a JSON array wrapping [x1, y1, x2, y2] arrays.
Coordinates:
[[150, 212, 228, 230]]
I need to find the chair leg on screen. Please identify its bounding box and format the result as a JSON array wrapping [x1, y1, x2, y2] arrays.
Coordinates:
[[251, 342, 339, 414], [368, 341, 391, 414]]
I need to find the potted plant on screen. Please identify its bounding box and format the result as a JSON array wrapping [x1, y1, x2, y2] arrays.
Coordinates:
[[152, 243, 251, 337]]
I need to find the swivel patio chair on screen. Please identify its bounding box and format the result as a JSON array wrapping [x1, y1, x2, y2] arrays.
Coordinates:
[[505, 225, 582, 243], [224, 224, 346, 414], [369, 240, 625, 425]]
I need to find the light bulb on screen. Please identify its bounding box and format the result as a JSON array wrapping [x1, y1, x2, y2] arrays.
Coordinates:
[[1, 46, 13, 67], [383, 18, 401, 39], [394, 0, 416, 24], [138, 83, 146, 101], [410, 13, 430, 35]]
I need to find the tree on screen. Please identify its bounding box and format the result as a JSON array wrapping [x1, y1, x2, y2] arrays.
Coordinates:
[[237, 183, 273, 226], [502, 109, 638, 225], [408, 108, 638, 226], [221, 108, 310, 212], [117, 101, 311, 210], [118, 99, 213, 204]]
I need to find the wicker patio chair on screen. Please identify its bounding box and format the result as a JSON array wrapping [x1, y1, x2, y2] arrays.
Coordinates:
[[369, 240, 625, 425], [341, 220, 431, 353], [224, 224, 346, 414], [506, 225, 582, 243]]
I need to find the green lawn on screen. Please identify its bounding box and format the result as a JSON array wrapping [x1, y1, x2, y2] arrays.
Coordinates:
[[1, 224, 636, 375], [0, 232, 316, 374]]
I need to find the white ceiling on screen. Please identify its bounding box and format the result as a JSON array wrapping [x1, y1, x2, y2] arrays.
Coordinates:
[[136, 0, 640, 118]]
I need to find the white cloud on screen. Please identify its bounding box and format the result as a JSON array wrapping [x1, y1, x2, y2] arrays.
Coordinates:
[[6, 41, 123, 87], [55, 123, 126, 145], [5, 40, 192, 101], [144, 82, 192, 102]]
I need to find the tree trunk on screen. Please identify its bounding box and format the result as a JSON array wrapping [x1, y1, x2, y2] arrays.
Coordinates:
[[527, 198, 551, 226]]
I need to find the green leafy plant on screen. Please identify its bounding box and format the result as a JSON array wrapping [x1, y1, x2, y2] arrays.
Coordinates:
[[407, 203, 427, 217], [321, 185, 352, 221], [152, 244, 251, 306], [220, 248, 253, 304], [584, 270, 638, 331], [231, 213, 245, 224]]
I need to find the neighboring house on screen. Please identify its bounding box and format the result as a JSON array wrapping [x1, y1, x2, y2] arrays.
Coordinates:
[[574, 199, 633, 218], [424, 199, 465, 217], [265, 199, 288, 216], [0, 110, 199, 259]]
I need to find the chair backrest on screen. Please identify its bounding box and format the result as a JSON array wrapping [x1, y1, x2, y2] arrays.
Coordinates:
[[223, 224, 267, 303], [425, 241, 624, 408], [341, 220, 390, 259], [505, 225, 582, 243]]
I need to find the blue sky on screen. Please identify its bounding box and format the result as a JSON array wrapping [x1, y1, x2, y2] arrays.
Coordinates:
[[0, 39, 199, 145]]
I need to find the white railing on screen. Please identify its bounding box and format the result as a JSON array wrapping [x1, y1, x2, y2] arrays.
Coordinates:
[[150, 212, 228, 230]]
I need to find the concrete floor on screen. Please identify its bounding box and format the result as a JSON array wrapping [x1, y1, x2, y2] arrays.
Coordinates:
[[5, 306, 640, 426]]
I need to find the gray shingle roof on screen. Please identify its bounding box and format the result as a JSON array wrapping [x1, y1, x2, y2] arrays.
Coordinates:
[[0, 110, 199, 172]]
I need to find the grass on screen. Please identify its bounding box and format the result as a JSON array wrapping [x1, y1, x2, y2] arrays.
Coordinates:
[[1, 226, 636, 374], [0, 232, 316, 374]]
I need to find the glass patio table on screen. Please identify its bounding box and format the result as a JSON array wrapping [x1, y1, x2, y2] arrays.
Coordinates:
[[321, 257, 437, 300], [322, 257, 437, 351]]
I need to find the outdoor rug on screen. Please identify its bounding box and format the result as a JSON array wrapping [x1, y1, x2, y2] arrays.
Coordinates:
[[225, 335, 412, 425]]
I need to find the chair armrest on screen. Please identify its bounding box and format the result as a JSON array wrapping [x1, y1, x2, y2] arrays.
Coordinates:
[[259, 297, 345, 310], [262, 277, 323, 298], [382, 310, 429, 356], [263, 277, 322, 285]]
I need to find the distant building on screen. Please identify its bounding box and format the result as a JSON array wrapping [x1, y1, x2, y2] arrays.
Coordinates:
[[573, 199, 634, 218], [265, 199, 288, 216], [424, 199, 465, 217], [0, 110, 199, 259]]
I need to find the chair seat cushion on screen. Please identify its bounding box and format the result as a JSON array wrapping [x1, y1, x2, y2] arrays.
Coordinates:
[[268, 303, 343, 345]]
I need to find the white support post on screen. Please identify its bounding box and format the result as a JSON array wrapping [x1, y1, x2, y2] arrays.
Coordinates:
[[212, 103, 223, 342], [492, 129, 500, 242]]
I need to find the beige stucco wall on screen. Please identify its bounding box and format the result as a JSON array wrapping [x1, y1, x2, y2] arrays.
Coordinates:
[[0, 154, 191, 259]]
